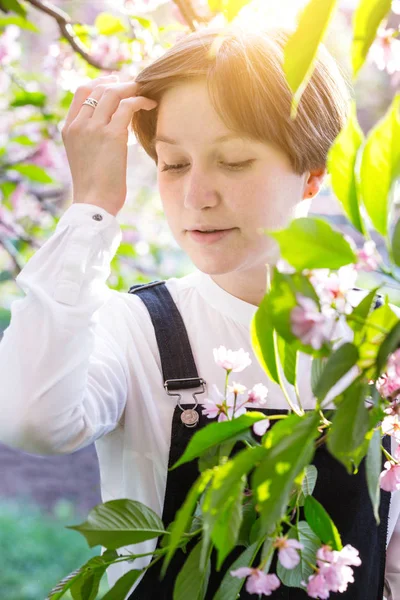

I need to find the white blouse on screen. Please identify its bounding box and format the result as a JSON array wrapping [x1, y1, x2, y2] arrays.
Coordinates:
[[0, 202, 398, 599]]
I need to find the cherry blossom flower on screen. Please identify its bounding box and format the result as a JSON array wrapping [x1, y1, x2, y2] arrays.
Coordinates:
[[353, 240, 382, 272], [376, 349, 400, 399], [230, 567, 281, 596], [305, 572, 330, 599], [308, 264, 358, 314], [379, 445, 400, 491], [91, 35, 131, 69], [0, 25, 21, 65], [303, 544, 361, 597], [228, 382, 247, 395], [253, 418, 270, 437], [393, 0, 400, 14], [381, 413, 400, 442], [200, 384, 247, 422], [247, 383, 269, 407], [213, 346, 252, 372], [369, 27, 400, 75], [376, 372, 400, 400], [290, 295, 335, 350], [273, 536, 304, 569]]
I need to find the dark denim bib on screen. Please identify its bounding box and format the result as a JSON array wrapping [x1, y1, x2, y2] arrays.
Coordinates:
[[126, 281, 391, 600]]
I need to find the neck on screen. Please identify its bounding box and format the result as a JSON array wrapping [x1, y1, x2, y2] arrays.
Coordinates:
[[210, 268, 269, 306]]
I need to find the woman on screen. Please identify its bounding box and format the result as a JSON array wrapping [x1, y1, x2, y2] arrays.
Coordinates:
[[0, 25, 398, 599]]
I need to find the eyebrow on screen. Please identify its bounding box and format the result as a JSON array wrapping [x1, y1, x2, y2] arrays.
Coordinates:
[[153, 133, 246, 147]]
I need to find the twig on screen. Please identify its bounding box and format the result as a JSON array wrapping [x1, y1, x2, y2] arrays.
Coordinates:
[[25, 0, 120, 71]]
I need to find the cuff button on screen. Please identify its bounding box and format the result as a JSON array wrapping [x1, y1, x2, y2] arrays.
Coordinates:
[[92, 214, 103, 221]]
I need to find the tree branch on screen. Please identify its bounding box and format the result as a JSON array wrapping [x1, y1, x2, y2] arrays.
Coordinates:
[[25, 0, 120, 71]]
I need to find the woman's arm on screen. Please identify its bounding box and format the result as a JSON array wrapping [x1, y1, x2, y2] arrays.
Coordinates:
[[0, 202, 129, 455]]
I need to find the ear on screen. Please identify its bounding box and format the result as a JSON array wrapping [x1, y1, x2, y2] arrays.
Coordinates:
[[302, 166, 327, 200]]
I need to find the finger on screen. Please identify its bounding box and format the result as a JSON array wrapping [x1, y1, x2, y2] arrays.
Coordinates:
[[62, 75, 119, 130], [87, 81, 144, 125], [109, 96, 157, 131]]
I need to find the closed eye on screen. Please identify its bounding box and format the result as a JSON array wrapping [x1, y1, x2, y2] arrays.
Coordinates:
[[161, 160, 255, 172]]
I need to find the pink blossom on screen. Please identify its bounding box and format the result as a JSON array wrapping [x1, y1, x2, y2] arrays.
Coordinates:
[[0, 25, 21, 65], [308, 264, 357, 314], [379, 460, 400, 491], [376, 373, 400, 400], [31, 140, 59, 169], [273, 536, 304, 569], [369, 27, 400, 74], [200, 384, 247, 422], [213, 346, 252, 372], [354, 240, 382, 272], [247, 383, 269, 407], [230, 567, 281, 596], [303, 544, 362, 597], [305, 572, 331, 599], [91, 35, 131, 69], [290, 295, 335, 350], [376, 349, 400, 399], [253, 418, 270, 437], [381, 414, 400, 442]]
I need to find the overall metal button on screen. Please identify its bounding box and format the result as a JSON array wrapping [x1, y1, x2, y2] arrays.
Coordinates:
[[92, 214, 103, 221]]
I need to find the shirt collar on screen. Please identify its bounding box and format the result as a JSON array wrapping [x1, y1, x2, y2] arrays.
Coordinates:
[[190, 270, 258, 327]]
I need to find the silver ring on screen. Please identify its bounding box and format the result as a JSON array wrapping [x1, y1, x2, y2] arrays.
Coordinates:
[[82, 97, 98, 109]]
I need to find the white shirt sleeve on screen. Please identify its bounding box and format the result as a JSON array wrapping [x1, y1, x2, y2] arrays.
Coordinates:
[[0, 202, 128, 455]]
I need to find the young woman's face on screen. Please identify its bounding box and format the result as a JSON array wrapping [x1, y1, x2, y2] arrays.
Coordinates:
[[155, 79, 312, 278]]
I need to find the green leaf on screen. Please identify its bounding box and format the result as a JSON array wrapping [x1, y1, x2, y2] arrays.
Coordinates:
[[212, 541, 261, 600], [46, 552, 118, 600], [283, 0, 338, 119], [392, 218, 400, 268], [70, 563, 105, 600], [170, 412, 269, 470], [265, 269, 323, 352], [277, 336, 298, 386], [376, 320, 400, 377], [10, 91, 47, 108], [351, 0, 392, 77], [94, 12, 129, 35], [252, 412, 320, 533], [302, 465, 318, 496], [311, 357, 326, 396], [360, 94, 400, 237], [66, 499, 166, 549], [251, 297, 280, 384], [358, 303, 400, 377], [304, 496, 342, 550], [313, 342, 359, 401], [327, 380, 371, 473], [0, 15, 38, 30], [100, 569, 143, 600], [173, 538, 211, 600], [9, 134, 36, 146], [10, 163, 54, 183], [327, 102, 366, 234], [347, 287, 382, 345], [202, 446, 266, 570], [161, 470, 213, 578], [0, 0, 26, 17], [267, 217, 357, 271], [237, 498, 257, 547], [366, 429, 382, 525], [277, 521, 320, 587]]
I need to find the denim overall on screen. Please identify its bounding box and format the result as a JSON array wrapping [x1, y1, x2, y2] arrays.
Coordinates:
[[127, 281, 391, 599]]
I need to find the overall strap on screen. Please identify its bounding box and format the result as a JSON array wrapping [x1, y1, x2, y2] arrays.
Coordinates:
[[128, 281, 205, 399]]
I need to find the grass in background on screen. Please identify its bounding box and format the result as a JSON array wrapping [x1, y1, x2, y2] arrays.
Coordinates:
[[0, 496, 110, 600]]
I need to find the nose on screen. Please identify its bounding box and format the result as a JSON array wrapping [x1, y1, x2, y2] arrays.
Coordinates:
[[183, 166, 220, 210]]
